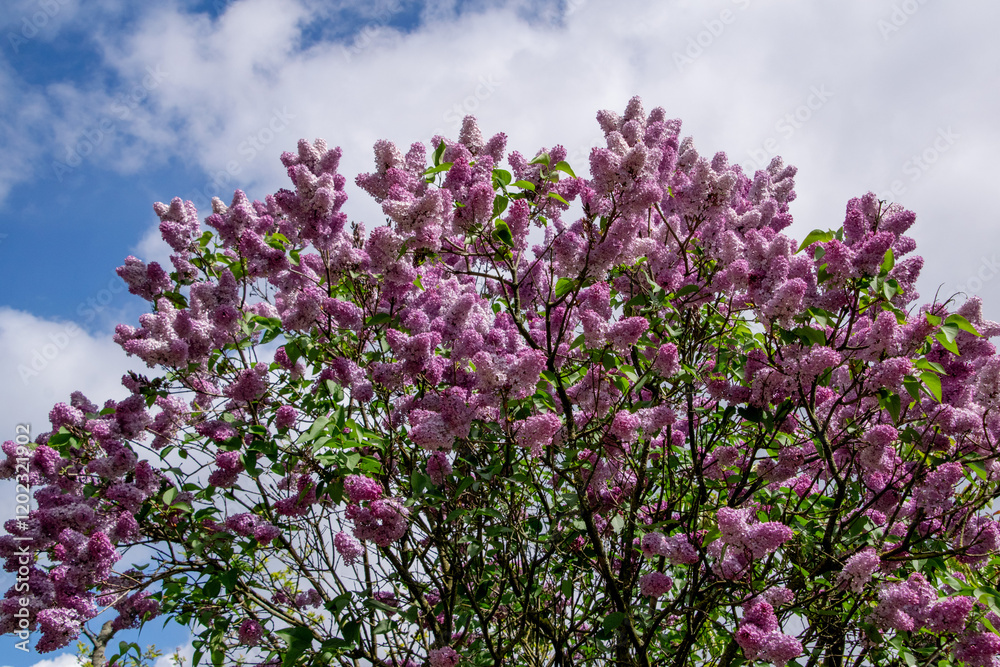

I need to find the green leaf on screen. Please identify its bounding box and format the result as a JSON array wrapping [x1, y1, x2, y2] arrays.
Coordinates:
[[413, 274, 424, 291], [528, 152, 550, 166], [920, 371, 942, 402], [792, 326, 827, 347], [903, 376, 922, 402], [423, 162, 453, 178], [411, 469, 427, 495], [881, 248, 895, 274], [366, 312, 392, 327], [162, 487, 178, 505], [913, 359, 946, 373], [548, 192, 570, 206], [675, 284, 700, 298], [296, 416, 330, 445], [882, 280, 898, 301], [881, 392, 901, 424], [945, 313, 981, 337], [492, 168, 512, 187], [934, 330, 960, 356], [493, 220, 514, 248], [432, 140, 446, 167], [276, 625, 314, 644], [554, 278, 577, 299], [340, 620, 361, 644], [553, 160, 577, 178], [796, 229, 835, 253], [968, 462, 990, 481], [493, 195, 509, 218], [603, 612, 626, 632], [513, 179, 536, 191]]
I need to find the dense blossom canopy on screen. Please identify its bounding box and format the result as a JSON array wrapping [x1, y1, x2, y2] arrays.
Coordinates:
[[3, 97, 1000, 667]]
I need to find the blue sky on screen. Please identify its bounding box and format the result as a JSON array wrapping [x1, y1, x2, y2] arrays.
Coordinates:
[[3, 0, 1000, 664]]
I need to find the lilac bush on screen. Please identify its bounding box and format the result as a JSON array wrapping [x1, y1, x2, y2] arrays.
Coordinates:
[[3, 96, 1000, 667]]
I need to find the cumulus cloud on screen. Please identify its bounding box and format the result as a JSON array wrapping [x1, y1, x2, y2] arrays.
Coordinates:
[[0, 307, 133, 423], [1, 653, 82, 667]]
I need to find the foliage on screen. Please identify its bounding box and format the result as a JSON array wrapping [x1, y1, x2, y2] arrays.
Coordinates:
[[3, 97, 1000, 667]]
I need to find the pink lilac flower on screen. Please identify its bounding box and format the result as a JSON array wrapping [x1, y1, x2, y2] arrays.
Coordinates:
[[915, 462, 964, 515], [759, 587, 794, 608], [112, 592, 160, 631], [224, 364, 269, 403], [275, 405, 298, 430], [870, 572, 937, 631], [35, 607, 83, 653], [735, 601, 802, 667], [117, 256, 171, 301], [239, 618, 264, 645], [226, 513, 259, 536], [345, 475, 383, 502], [641, 532, 667, 558], [758, 633, 804, 667], [514, 413, 562, 457], [427, 646, 459, 667], [409, 410, 455, 451], [952, 631, 1000, 667], [580, 310, 608, 348], [610, 412, 641, 442], [294, 590, 322, 608], [253, 523, 281, 545], [426, 451, 452, 486], [607, 317, 649, 350], [925, 595, 975, 634], [836, 548, 880, 593], [638, 572, 672, 598], [49, 403, 85, 430], [346, 498, 409, 546], [662, 533, 700, 565], [208, 451, 244, 488], [717, 507, 793, 558], [652, 343, 680, 376], [334, 531, 364, 564], [957, 517, 1000, 566]]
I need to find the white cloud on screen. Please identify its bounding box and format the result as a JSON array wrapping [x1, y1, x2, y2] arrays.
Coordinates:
[[1, 652, 82, 667], [0, 61, 53, 204], [152, 639, 195, 667]]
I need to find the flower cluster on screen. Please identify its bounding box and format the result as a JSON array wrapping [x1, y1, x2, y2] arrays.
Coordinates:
[[734, 601, 802, 667]]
